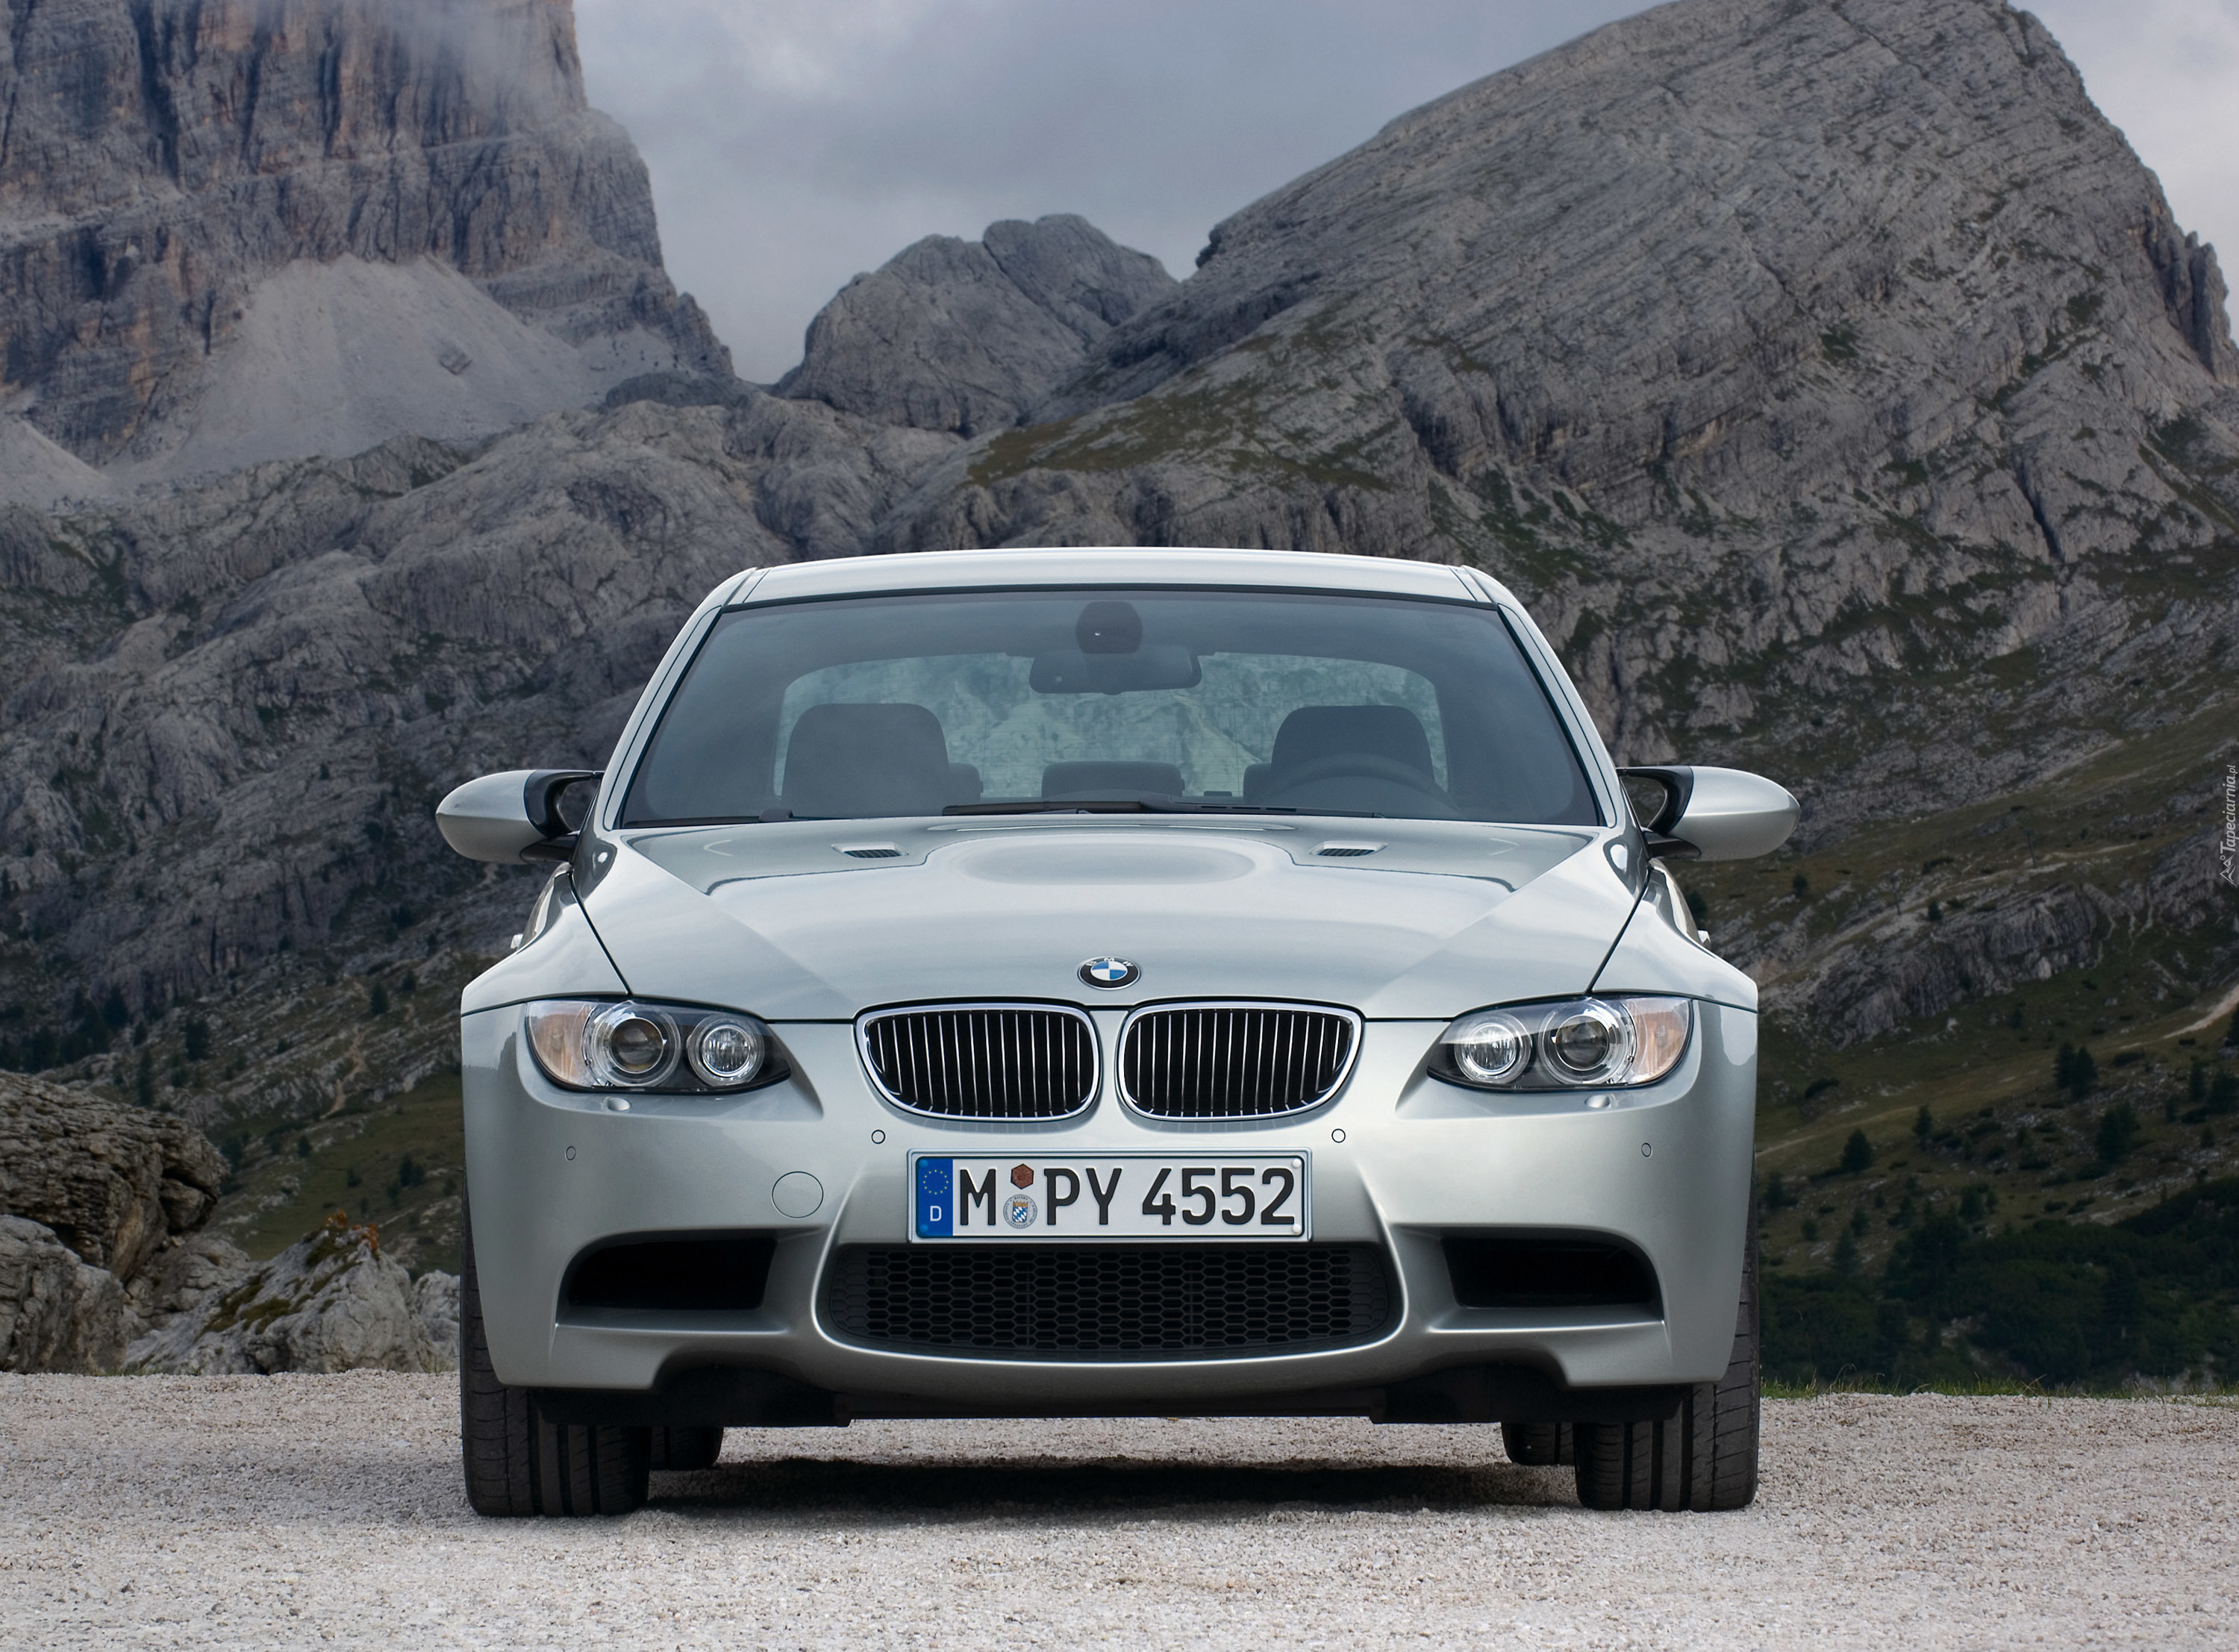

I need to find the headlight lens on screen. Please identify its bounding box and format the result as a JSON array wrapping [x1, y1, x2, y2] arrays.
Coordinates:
[[1434, 996, 1691, 1091], [599, 1005, 678, 1083], [1447, 1010, 1532, 1086], [688, 1016, 766, 1086], [1546, 1001, 1631, 1082], [525, 999, 780, 1093]]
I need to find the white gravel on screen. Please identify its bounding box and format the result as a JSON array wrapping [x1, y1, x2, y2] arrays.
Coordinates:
[[2, 1376, 2234, 1648]]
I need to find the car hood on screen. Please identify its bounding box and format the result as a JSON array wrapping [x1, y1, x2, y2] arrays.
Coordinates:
[[576, 817, 1641, 1021]]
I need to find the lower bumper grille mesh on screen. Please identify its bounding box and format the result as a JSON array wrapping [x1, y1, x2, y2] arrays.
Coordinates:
[[825, 1244, 1390, 1360]]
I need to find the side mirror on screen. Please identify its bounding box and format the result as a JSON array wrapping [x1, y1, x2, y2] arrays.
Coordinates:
[[1619, 766, 1799, 862], [435, 770, 600, 864]]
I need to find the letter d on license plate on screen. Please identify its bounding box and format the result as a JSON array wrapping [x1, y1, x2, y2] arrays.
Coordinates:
[[911, 1153, 1308, 1241]]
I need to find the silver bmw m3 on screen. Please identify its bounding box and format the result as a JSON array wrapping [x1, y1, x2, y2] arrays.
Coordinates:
[[437, 548, 1799, 1516]]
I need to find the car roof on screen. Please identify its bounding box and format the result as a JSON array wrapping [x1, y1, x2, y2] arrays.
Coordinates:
[[730, 547, 1519, 607]]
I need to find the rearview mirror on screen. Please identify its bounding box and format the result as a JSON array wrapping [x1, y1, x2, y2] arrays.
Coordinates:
[[435, 769, 600, 863], [1620, 766, 1799, 862], [1029, 645, 1202, 694]]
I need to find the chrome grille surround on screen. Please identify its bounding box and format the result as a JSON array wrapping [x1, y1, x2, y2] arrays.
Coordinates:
[[1117, 1001, 1364, 1119], [856, 1003, 1099, 1120]]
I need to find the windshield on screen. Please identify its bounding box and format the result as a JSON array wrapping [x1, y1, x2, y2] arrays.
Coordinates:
[[621, 588, 1600, 826]]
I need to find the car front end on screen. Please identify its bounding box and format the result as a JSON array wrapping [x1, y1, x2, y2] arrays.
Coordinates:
[[440, 548, 1797, 1513]]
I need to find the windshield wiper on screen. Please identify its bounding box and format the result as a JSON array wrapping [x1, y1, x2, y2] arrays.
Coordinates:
[[943, 797, 1381, 819], [943, 800, 1156, 815]]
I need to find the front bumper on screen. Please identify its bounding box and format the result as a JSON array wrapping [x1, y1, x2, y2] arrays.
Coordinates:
[[461, 1001, 1756, 1418]]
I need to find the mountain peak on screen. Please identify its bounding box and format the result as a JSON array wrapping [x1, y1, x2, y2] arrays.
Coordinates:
[[776, 214, 1175, 437], [0, 0, 729, 491]]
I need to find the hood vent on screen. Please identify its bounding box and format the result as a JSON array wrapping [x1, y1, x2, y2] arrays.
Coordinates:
[[837, 843, 902, 859], [1314, 842, 1384, 857]]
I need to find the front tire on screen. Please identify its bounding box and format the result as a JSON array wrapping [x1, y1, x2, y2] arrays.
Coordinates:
[[460, 1205, 650, 1517], [1573, 1207, 1759, 1512]]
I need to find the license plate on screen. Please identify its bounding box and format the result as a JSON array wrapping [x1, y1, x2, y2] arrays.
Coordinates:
[[911, 1153, 1308, 1241]]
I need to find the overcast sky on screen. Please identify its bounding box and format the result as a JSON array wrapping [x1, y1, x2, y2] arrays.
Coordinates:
[[572, 0, 2239, 383]]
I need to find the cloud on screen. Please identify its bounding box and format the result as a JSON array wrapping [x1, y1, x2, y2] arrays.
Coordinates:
[[574, 0, 2239, 381], [574, 0, 1649, 378], [2027, 0, 2239, 296]]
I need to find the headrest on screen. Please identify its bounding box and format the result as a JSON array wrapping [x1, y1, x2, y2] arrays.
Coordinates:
[[1041, 760, 1186, 799], [1270, 705, 1434, 780], [782, 703, 952, 819]]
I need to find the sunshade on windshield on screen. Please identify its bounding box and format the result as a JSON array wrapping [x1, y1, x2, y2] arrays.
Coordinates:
[[621, 588, 1601, 827]]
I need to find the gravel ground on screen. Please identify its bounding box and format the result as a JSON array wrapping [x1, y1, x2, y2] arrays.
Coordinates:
[[1, 1376, 2233, 1648]]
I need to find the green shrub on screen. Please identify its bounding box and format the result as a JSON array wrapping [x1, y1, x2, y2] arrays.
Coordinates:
[[1840, 1128, 1874, 1174], [1767, 1178, 2239, 1389], [2095, 1103, 2140, 1165]]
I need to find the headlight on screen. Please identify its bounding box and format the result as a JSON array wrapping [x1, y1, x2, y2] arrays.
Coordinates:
[[1433, 996, 1691, 1091], [525, 1000, 782, 1093]]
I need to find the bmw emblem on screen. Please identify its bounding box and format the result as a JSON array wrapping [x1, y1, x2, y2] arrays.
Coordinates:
[[1079, 957, 1140, 989]]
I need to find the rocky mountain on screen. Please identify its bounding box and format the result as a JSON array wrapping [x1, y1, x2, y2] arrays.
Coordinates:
[[931, 0, 2237, 822], [0, 0, 2231, 1248], [777, 214, 1176, 437], [0, 0, 728, 501]]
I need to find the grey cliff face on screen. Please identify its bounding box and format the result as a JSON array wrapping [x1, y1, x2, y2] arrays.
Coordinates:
[[0, 394, 958, 1019], [0, 0, 728, 481], [777, 214, 1176, 436]]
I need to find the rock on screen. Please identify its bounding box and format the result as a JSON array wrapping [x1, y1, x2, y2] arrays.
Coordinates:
[[121, 1230, 254, 1340], [778, 215, 1175, 435], [0, 0, 730, 489], [412, 1271, 461, 1368], [0, 1073, 228, 1280], [0, 1074, 238, 1370], [602, 372, 762, 414], [127, 1213, 443, 1374], [0, 1215, 125, 1373]]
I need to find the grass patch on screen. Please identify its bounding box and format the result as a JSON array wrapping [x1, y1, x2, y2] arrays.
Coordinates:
[[212, 1069, 464, 1274]]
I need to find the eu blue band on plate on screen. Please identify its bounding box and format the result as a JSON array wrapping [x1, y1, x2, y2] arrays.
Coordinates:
[[915, 1157, 953, 1238]]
